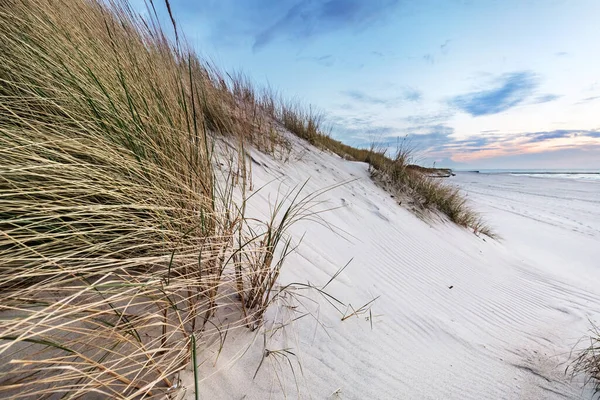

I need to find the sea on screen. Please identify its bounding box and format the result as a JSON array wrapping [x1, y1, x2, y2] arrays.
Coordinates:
[[456, 169, 600, 181]]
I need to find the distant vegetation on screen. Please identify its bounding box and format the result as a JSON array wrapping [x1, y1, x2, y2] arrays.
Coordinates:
[[0, 0, 493, 397]]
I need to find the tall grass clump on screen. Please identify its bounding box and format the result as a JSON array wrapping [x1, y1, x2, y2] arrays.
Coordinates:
[[278, 101, 324, 146], [0, 0, 302, 398], [368, 141, 495, 237], [570, 323, 600, 396]]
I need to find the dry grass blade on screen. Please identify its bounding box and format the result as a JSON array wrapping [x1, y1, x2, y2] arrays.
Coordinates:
[[233, 180, 339, 328], [569, 322, 600, 397]]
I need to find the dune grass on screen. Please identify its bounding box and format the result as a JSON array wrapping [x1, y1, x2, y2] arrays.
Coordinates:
[[0, 0, 315, 398], [570, 323, 600, 396]]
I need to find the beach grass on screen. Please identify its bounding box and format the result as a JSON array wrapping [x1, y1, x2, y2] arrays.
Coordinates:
[[570, 323, 600, 396], [0, 0, 310, 397]]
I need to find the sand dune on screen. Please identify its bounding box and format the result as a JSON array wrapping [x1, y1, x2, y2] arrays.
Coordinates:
[[182, 137, 600, 399]]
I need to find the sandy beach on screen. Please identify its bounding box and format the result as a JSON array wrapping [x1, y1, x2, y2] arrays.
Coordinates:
[[3, 2, 600, 398], [453, 172, 600, 292], [184, 137, 600, 399]]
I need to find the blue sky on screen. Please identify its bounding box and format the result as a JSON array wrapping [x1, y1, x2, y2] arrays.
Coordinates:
[[144, 0, 600, 169]]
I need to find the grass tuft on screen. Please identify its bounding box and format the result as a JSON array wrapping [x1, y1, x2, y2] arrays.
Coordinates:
[[569, 322, 600, 396]]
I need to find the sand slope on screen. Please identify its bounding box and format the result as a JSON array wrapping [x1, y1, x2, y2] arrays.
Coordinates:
[[182, 137, 600, 399]]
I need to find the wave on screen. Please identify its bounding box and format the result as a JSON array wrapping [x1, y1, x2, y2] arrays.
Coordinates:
[[507, 172, 600, 180]]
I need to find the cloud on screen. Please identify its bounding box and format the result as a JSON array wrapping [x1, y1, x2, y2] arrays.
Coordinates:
[[330, 123, 399, 144], [252, 0, 398, 51], [328, 114, 396, 142], [501, 129, 600, 145], [446, 129, 599, 149], [533, 94, 561, 104], [406, 124, 454, 137], [330, 103, 600, 165], [441, 136, 497, 154], [179, 0, 398, 51], [298, 54, 335, 67], [455, 145, 600, 169], [440, 129, 600, 163], [404, 126, 455, 152], [421, 39, 451, 65], [422, 54, 434, 64], [315, 54, 334, 66], [522, 130, 578, 143], [367, 127, 457, 163], [577, 95, 600, 104], [342, 90, 416, 107], [331, 120, 456, 150], [342, 90, 400, 106], [342, 87, 422, 107], [407, 128, 598, 159], [402, 87, 422, 102], [450, 71, 538, 116], [403, 110, 455, 125], [440, 39, 451, 54]]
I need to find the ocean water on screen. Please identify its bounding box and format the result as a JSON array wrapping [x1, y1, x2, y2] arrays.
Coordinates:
[[459, 169, 600, 181]]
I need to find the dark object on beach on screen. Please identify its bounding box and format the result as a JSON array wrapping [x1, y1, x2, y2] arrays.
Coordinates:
[[448, 285, 454, 289]]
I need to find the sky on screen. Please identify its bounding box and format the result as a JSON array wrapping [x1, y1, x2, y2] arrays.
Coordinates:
[[141, 0, 600, 169]]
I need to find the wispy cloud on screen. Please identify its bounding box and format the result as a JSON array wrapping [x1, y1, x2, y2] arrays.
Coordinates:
[[342, 87, 422, 107], [328, 114, 395, 142], [533, 93, 561, 104], [331, 103, 600, 164], [298, 54, 335, 67], [402, 126, 455, 152], [422, 54, 435, 64], [440, 39, 451, 54], [421, 39, 451, 65], [184, 0, 398, 51], [450, 71, 538, 116], [577, 95, 600, 104], [402, 87, 422, 102], [330, 117, 455, 149], [330, 123, 399, 143], [342, 90, 400, 106], [253, 0, 398, 51], [521, 129, 583, 143], [432, 129, 600, 161], [403, 110, 455, 125]]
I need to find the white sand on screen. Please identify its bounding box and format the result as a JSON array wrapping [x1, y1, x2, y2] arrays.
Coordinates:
[[181, 136, 600, 399]]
